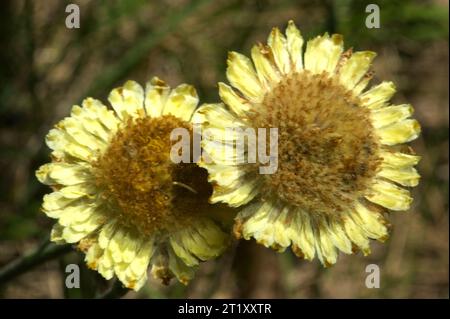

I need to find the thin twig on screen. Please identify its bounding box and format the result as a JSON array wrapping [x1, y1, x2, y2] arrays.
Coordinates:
[[0, 237, 72, 286]]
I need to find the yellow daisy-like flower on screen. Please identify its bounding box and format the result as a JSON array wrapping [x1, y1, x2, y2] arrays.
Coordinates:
[[194, 21, 421, 266], [36, 78, 230, 290]]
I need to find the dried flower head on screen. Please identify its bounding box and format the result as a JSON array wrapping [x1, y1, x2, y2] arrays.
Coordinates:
[[36, 78, 230, 290], [194, 21, 421, 266]]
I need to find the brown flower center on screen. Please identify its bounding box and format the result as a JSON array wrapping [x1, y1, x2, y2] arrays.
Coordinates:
[[250, 70, 381, 215], [93, 115, 212, 236]]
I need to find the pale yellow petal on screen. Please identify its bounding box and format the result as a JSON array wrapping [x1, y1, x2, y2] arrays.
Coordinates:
[[343, 215, 371, 255], [360, 81, 396, 109], [162, 84, 198, 121], [70, 104, 112, 142], [267, 27, 290, 74], [58, 204, 97, 227], [377, 166, 420, 187], [85, 242, 103, 270], [57, 117, 107, 152], [241, 201, 274, 243], [327, 218, 353, 254], [353, 202, 388, 240], [218, 82, 252, 117], [97, 249, 115, 280], [122, 235, 141, 264], [126, 239, 155, 279], [365, 179, 413, 211], [371, 104, 414, 129], [353, 74, 372, 95], [241, 202, 288, 251], [315, 226, 338, 266], [45, 128, 93, 161], [285, 20, 304, 71], [338, 51, 376, 90], [192, 103, 245, 133], [58, 183, 96, 199], [251, 44, 280, 87], [81, 98, 119, 132], [61, 225, 90, 243], [70, 211, 105, 233], [210, 178, 260, 207], [36, 162, 91, 186], [50, 223, 66, 244], [377, 119, 421, 145], [116, 239, 154, 291], [98, 222, 117, 249], [43, 197, 94, 220], [304, 33, 344, 74], [380, 150, 421, 168], [289, 210, 316, 260], [108, 229, 128, 263], [226, 51, 264, 102], [131, 273, 149, 291], [170, 235, 199, 267], [42, 192, 77, 215], [108, 80, 144, 120], [168, 247, 195, 285], [201, 140, 245, 165], [195, 219, 229, 250], [272, 207, 292, 250], [205, 163, 250, 189], [144, 76, 170, 117], [180, 228, 222, 261]]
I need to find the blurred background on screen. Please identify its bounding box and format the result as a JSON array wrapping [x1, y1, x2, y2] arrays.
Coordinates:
[[0, 0, 448, 298]]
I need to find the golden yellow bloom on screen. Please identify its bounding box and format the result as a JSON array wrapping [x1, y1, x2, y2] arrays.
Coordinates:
[[36, 78, 230, 290], [194, 21, 421, 266]]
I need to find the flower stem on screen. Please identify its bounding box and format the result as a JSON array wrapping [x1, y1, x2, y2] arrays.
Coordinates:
[[0, 236, 72, 286], [97, 279, 129, 299]]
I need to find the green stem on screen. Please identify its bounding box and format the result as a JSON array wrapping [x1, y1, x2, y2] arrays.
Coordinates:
[[0, 237, 72, 286], [323, 0, 337, 33], [97, 280, 129, 299]]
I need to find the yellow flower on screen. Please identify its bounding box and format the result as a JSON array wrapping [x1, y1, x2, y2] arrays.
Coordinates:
[[36, 78, 230, 290], [194, 21, 421, 266]]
